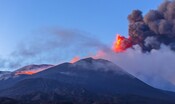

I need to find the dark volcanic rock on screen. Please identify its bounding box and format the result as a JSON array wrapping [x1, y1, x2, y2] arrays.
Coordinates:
[[0, 58, 175, 104]]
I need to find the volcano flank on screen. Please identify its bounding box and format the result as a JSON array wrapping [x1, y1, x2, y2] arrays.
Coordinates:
[[0, 58, 175, 104]]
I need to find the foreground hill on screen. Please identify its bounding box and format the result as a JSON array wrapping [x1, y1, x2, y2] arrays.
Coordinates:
[[0, 58, 175, 104]]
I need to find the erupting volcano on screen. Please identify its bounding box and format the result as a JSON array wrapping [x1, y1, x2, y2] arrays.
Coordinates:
[[1, 0, 175, 104], [113, 34, 132, 52]]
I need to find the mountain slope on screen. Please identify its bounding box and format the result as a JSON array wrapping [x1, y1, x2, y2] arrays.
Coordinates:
[[0, 58, 175, 104], [0, 71, 11, 80], [0, 64, 54, 91], [14, 64, 54, 75]]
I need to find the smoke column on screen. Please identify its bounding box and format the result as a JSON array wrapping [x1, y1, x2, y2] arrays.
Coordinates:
[[117, 0, 175, 52]]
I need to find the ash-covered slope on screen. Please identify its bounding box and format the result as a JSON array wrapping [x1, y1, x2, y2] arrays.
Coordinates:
[[0, 71, 11, 80], [14, 64, 54, 75], [0, 58, 175, 104], [0, 64, 54, 91], [0, 64, 54, 80]]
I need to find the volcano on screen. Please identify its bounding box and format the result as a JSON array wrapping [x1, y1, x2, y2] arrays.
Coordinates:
[[0, 58, 175, 104]]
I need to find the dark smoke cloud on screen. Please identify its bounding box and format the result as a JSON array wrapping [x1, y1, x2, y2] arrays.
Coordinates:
[[127, 0, 175, 51]]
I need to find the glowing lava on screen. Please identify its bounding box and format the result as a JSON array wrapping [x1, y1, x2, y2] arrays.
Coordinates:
[[70, 56, 80, 63], [15, 70, 39, 75], [113, 34, 132, 52]]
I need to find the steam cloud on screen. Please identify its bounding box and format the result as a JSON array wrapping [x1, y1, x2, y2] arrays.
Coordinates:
[[123, 0, 175, 51], [0, 28, 106, 70], [95, 44, 175, 92]]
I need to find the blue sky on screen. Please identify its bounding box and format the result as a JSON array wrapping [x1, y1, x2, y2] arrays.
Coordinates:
[[0, 0, 163, 65]]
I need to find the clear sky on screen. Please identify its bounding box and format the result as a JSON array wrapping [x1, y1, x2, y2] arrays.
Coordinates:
[[0, 0, 163, 67]]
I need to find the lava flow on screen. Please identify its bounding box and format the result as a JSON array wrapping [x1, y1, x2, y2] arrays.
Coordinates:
[[15, 70, 39, 75], [70, 56, 80, 63]]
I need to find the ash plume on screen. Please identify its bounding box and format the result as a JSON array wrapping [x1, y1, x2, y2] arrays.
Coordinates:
[[107, 0, 175, 91], [125, 0, 175, 51], [97, 0, 175, 91]]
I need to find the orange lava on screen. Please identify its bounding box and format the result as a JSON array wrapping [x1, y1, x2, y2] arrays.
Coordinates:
[[113, 34, 125, 52], [70, 56, 80, 63], [113, 34, 132, 52], [15, 70, 39, 75]]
